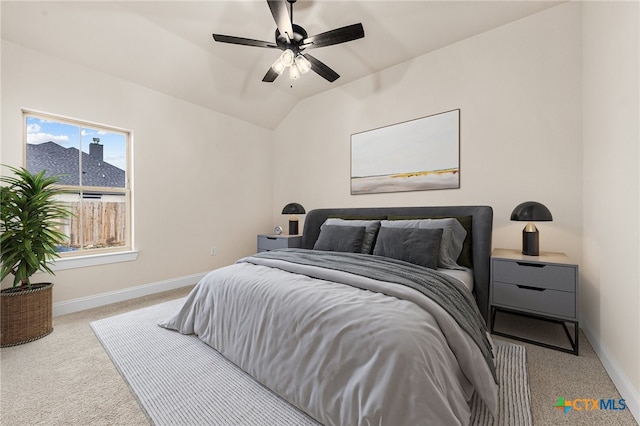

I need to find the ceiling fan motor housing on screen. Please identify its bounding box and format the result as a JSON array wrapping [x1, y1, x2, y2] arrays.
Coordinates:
[[275, 24, 308, 52]]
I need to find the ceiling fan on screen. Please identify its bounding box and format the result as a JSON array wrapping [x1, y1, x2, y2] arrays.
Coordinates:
[[212, 0, 365, 83]]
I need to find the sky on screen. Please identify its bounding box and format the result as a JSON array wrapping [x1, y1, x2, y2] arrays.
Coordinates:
[[26, 115, 128, 171], [351, 109, 459, 178]]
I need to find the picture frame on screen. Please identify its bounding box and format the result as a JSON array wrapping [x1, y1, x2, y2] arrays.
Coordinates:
[[350, 109, 460, 195]]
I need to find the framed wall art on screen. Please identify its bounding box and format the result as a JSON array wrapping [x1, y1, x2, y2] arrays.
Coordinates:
[[351, 109, 460, 195]]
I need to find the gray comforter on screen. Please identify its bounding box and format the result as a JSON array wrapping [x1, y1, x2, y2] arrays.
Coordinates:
[[160, 250, 498, 426]]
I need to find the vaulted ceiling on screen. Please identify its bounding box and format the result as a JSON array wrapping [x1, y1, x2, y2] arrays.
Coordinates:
[[1, 1, 564, 129]]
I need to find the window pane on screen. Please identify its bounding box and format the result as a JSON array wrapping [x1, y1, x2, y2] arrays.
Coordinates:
[[79, 193, 127, 250], [26, 116, 81, 185], [55, 192, 127, 251], [81, 128, 127, 188]]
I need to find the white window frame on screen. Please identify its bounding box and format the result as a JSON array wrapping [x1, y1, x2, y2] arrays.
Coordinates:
[[23, 109, 135, 266]]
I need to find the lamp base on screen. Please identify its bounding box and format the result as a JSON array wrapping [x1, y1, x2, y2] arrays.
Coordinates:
[[289, 220, 299, 235], [522, 223, 539, 256]]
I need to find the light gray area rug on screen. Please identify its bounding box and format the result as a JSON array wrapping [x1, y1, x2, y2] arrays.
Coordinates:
[[91, 298, 532, 426]]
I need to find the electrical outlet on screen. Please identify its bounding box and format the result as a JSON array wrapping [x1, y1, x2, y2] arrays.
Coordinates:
[[210, 246, 217, 256]]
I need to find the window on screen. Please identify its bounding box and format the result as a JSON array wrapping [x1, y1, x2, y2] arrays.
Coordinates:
[[24, 110, 132, 256]]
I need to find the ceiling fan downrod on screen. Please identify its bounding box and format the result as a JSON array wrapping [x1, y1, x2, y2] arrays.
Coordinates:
[[288, 0, 295, 26]]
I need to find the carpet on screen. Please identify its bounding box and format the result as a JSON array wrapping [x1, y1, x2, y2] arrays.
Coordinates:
[[91, 298, 532, 426]]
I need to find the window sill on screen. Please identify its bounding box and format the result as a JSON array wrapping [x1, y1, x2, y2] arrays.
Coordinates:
[[50, 250, 139, 271]]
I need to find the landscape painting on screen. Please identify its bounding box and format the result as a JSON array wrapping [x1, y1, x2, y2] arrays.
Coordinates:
[[351, 109, 460, 195]]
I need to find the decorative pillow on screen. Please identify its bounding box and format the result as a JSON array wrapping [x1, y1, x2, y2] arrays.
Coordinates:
[[388, 215, 473, 268], [380, 218, 467, 269], [322, 218, 382, 254], [313, 225, 366, 253], [373, 227, 443, 269]]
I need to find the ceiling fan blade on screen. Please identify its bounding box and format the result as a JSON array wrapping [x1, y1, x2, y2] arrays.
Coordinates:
[[267, 0, 294, 42], [213, 34, 278, 49], [301, 23, 364, 49], [303, 54, 340, 82], [262, 67, 280, 83]]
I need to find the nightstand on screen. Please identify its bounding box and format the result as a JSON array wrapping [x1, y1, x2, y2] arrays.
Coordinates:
[[490, 248, 579, 355], [257, 234, 302, 253]]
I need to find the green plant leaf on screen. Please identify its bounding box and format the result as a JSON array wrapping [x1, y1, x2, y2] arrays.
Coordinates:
[[1, 165, 73, 287]]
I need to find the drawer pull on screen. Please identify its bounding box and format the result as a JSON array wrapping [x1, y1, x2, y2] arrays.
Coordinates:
[[266, 237, 277, 240], [516, 262, 546, 268], [517, 284, 546, 292]]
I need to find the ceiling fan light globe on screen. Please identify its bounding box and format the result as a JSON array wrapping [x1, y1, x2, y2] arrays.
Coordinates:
[[295, 55, 312, 74], [272, 58, 286, 75], [280, 49, 295, 67], [289, 64, 301, 80]]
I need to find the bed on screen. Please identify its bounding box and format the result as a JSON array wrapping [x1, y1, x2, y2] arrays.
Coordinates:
[[160, 205, 497, 425]]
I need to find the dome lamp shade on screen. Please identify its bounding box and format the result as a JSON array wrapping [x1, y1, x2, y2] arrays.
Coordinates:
[[282, 203, 306, 235], [510, 201, 553, 256]]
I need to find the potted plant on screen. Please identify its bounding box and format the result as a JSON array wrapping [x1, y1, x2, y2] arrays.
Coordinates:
[[1, 165, 72, 347]]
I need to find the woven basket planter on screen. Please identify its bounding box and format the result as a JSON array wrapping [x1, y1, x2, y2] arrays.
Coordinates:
[[1, 283, 53, 347]]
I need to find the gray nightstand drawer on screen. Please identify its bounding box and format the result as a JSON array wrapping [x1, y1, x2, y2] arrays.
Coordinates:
[[257, 235, 301, 252], [492, 259, 576, 292], [492, 282, 576, 319], [258, 236, 287, 251]]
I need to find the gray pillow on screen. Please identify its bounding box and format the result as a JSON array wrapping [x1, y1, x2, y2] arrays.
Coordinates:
[[380, 218, 466, 269], [373, 227, 443, 269], [313, 225, 366, 253], [321, 219, 381, 254], [387, 215, 473, 268]]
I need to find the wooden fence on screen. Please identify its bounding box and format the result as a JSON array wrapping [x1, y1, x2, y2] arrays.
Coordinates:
[[59, 200, 126, 249]]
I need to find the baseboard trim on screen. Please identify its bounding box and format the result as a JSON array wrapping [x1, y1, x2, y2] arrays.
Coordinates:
[[53, 272, 205, 317], [582, 319, 640, 423]]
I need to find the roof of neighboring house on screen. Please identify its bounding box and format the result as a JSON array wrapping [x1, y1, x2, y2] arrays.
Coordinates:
[[26, 141, 125, 188]]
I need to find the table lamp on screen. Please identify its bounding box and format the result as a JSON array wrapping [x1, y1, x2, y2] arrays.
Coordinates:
[[282, 203, 305, 235], [510, 201, 553, 256]]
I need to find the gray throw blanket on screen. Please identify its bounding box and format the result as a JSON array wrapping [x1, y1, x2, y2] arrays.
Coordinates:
[[246, 248, 497, 382]]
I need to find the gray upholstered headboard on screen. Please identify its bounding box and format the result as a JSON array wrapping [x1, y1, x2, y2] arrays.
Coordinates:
[[301, 206, 493, 323]]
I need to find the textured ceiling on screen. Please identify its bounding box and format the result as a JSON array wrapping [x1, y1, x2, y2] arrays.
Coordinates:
[[2, 1, 564, 129]]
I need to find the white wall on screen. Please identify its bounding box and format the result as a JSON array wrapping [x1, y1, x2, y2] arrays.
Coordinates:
[[582, 0, 640, 418], [1, 41, 273, 304], [272, 2, 583, 263]]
